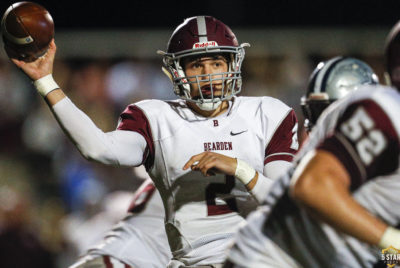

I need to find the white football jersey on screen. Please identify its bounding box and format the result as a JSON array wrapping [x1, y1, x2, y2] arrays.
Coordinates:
[[85, 179, 171, 268], [117, 96, 298, 266], [227, 86, 400, 268]]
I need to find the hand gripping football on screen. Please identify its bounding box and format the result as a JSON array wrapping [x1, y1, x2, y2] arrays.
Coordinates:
[[1, 1, 54, 62]]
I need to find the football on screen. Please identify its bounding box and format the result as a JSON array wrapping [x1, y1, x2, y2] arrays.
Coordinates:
[[1, 1, 54, 62]]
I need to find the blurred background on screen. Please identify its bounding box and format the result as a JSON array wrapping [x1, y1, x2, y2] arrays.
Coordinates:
[[0, 0, 398, 267]]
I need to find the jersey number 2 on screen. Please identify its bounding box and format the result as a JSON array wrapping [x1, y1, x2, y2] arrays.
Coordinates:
[[206, 175, 238, 216]]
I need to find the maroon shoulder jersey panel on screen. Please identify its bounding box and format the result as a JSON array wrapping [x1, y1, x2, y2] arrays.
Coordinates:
[[117, 105, 155, 170], [128, 180, 156, 213], [264, 109, 298, 164], [318, 100, 399, 191]]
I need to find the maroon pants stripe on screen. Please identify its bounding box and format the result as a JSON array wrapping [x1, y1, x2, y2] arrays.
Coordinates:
[[103, 256, 113, 268], [102, 256, 132, 268]]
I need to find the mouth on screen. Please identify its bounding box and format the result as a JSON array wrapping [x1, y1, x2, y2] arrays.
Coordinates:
[[197, 84, 223, 99], [201, 85, 212, 96]]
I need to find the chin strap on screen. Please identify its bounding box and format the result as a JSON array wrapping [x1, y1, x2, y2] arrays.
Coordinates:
[[195, 99, 222, 111]]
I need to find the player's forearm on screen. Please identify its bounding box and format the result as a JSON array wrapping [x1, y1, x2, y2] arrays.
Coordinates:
[[246, 173, 272, 203], [247, 160, 292, 203], [36, 77, 111, 162], [31, 75, 146, 166], [234, 159, 262, 199], [299, 180, 387, 245], [50, 96, 146, 166], [45, 88, 66, 106], [291, 151, 387, 246], [51, 97, 118, 163]]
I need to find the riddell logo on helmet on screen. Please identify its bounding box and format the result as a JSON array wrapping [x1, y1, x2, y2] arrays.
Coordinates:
[[193, 41, 218, 49]]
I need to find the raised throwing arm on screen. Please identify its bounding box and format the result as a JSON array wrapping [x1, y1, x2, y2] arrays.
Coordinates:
[[11, 40, 147, 167]]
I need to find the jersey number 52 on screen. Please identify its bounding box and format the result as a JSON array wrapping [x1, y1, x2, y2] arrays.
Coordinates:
[[340, 107, 387, 165]]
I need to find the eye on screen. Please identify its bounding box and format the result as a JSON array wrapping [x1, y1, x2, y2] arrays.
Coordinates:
[[187, 61, 202, 69], [193, 62, 202, 68], [214, 60, 227, 68]]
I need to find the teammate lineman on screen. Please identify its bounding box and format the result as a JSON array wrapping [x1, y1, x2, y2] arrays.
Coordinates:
[[8, 16, 298, 267], [224, 23, 400, 268], [69, 179, 171, 268]]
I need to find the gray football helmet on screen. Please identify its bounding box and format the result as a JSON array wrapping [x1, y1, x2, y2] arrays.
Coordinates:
[[301, 56, 379, 130]]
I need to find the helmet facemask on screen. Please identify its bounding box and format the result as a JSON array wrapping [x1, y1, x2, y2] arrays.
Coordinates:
[[300, 94, 332, 130], [159, 43, 248, 111]]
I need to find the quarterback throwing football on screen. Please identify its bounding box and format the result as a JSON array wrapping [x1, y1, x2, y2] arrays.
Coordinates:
[[10, 16, 298, 267]]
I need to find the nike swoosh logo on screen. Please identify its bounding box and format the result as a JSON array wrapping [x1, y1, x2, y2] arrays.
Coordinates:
[[230, 130, 248, 136]]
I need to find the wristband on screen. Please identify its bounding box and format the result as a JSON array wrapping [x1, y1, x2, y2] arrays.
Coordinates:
[[235, 159, 256, 185], [378, 226, 400, 249], [33, 74, 60, 97]]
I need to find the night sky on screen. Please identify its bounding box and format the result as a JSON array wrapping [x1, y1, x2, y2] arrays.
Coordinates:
[[1, 0, 400, 30]]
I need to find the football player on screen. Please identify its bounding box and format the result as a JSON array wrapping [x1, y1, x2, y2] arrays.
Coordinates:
[[68, 179, 171, 268], [224, 24, 400, 268], [301, 56, 379, 133], [9, 16, 298, 267]]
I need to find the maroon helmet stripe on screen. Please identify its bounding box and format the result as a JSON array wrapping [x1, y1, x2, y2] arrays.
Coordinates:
[[166, 16, 239, 52], [197, 16, 208, 43]]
